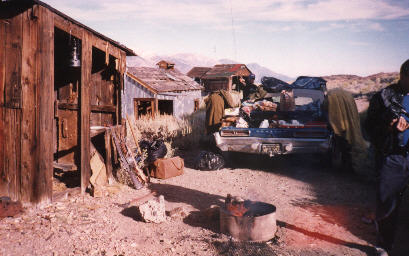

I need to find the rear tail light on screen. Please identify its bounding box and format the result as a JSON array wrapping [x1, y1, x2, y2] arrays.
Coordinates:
[[304, 121, 328, 128]]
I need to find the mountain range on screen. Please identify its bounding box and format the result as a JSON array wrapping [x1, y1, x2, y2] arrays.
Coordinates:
[[126, 53, 294, 83]]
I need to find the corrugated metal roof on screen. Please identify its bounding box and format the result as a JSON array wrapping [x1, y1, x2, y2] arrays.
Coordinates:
[[127, 67, 203, 93], [1, 0, 137, 56], [202, 64, 251, 79], [186, 67, 211, 78]]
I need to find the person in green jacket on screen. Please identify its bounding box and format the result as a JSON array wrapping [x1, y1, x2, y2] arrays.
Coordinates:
[[205, 90, 235, 135]]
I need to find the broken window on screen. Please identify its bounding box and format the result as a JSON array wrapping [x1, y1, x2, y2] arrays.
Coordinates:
[[134, 98, 156, 119]]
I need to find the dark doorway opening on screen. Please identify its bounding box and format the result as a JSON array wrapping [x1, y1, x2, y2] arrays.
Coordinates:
[[53, 27, 82, 191], [158, 100, 173, 115]]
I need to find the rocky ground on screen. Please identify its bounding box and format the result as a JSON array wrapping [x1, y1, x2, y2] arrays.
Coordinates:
[[1, 151, 409, 256]]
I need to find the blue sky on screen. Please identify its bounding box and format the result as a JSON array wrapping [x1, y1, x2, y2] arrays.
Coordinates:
[[44, 0, 409, 77]]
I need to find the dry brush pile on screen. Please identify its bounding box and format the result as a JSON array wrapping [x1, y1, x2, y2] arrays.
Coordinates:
[[116, 110, 206, 186]]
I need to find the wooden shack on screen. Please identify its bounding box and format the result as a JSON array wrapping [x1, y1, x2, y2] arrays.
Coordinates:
[[0, 0, 136, 204], [186, 67, 211, 85], [201, 64, 252, 92], [124, 66, 203, 119]]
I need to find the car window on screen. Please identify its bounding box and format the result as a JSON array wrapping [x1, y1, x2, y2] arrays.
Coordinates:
[[295, 97, 313, 106]]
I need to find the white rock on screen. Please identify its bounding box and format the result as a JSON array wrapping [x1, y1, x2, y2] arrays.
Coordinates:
[[137, 195, 166, 223]]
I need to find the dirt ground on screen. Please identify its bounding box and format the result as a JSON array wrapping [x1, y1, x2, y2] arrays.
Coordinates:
[[1, 150, 409, 256]]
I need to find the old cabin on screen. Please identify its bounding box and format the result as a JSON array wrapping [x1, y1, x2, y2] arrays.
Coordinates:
[[186, 67, 211, 85], [123, 63, 203, 120], [199, 64, 252, 92], [0, 0, 136, 204]]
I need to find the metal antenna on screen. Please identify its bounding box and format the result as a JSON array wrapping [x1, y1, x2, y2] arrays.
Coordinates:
[[229, 0, 237, 61]]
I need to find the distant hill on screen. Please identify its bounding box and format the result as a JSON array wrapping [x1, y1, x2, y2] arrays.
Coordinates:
[[323, 72, 399, 95], [246, 63, 293, 83], [127, 53, 294, 83], [126, 54, 397, 95]]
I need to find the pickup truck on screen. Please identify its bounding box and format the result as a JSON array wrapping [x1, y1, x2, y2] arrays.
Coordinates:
[[214, 77, 337, 161]]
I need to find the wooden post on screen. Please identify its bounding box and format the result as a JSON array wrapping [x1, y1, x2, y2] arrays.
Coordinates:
[[36, 6, 54, 203], [20, 6, 39, 202], [80, 30, 91, 194], [104, 130, 113, 182]]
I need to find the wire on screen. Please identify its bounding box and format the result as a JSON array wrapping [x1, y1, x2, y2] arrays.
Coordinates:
[[229, 0, 237, 61]]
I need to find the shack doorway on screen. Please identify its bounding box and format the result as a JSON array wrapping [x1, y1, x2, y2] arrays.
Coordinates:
[[158, 100, 173, 115], [53, 27, 82, 190]]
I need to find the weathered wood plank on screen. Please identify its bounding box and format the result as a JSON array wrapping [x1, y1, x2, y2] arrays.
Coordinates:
[[4, 12, 22, 109], [91, 35, 121, 59], [57, 109, 79, 165], [80, 30, 92, 194], [104, 130, 113, 181], [35, 6, 54, 203], [54, 15, 122, 59], [0, 15, 5, 105], [91, 105, 116, 113], [53, 14, 82, 40], [0, 13, 6, 196], [20, 7, 38, 202], [117, 50, 127, 125], [2, 108, 21, 200], [90, 71, 101, 126], [0, 108, 4, 196]]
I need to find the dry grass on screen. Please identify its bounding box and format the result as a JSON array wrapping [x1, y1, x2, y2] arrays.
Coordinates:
[[126, 109, 206, 152]]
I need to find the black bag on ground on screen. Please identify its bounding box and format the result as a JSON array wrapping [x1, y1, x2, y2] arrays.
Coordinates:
[[195, 151, 225, 171], [140, 139, 168, 163]]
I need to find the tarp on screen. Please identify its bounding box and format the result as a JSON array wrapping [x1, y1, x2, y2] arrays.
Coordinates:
[[261, 76, 290, 92], [261, 76, 327, 92], [291, 76, 327, 91]]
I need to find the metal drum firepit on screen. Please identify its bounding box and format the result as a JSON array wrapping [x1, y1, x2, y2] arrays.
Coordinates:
[[220, 201, 277, 242]]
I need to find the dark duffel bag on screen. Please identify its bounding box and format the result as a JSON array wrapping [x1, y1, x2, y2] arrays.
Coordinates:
[[150, 157, 184, 179], [195, 151, 225, 171]]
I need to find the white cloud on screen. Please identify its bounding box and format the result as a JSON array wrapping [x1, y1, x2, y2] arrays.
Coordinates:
[[45, 0, 409, 25]]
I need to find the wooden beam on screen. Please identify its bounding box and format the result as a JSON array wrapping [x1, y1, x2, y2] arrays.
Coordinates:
[[58, 102, 78, 111], [36, 6, 54, 203], [91, 105, 116, 113], [80, 29, 92, 194], [104, 130, 113, 181], [20, 6, 39, 202], [91, 35, 122, 60], [53, 14, 82, 39], [58, 103, 116, 113], [54, 14, 122, 60], [0, 9, 6, 197]]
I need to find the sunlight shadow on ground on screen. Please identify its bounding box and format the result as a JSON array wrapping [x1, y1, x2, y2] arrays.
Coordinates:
[[277, 220, 375, 255]]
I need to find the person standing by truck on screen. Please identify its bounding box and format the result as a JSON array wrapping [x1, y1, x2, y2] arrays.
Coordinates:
[[205, 89, 235, 135], [365, 59, 409, 256], [240, 74, 267, 102]]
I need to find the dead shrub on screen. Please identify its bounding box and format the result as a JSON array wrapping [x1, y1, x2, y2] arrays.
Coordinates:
[[126, 110, 206, 152]]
